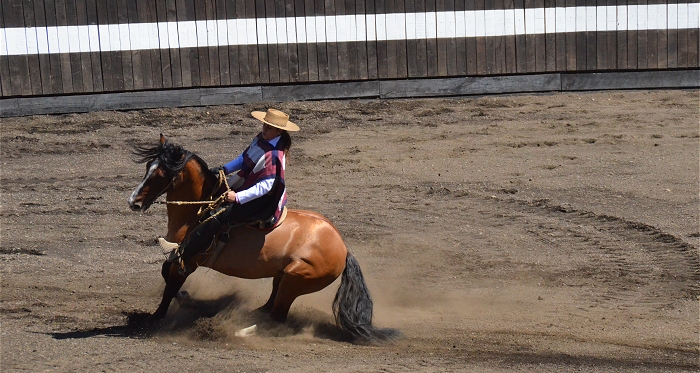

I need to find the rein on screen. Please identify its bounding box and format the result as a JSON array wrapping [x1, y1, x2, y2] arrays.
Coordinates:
[[156, 169, 231, 215]]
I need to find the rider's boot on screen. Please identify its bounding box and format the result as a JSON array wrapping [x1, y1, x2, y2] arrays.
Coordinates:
[[178, 216, 223, 274]]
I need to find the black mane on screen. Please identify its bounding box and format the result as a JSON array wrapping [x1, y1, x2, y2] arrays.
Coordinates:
[[132, 139, 208, 175]]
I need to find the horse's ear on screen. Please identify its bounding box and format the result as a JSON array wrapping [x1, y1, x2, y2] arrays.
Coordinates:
[[160, 133, 167, 145]]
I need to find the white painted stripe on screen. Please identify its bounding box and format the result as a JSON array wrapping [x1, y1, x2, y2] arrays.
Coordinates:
[[689, 3, 700, 28], [515, 8, 526, 35], [505, 9, 516, 36], [2, 5, 699, 56]]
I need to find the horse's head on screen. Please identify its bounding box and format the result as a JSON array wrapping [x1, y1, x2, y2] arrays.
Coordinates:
[[128, 134, 194, 212]]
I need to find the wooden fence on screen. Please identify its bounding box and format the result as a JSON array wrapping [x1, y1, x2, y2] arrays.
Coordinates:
[[1, 1, 698, 103]]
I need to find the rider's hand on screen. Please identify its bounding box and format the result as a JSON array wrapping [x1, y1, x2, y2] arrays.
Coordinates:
[[225, 191, 238, 203], [210, 166, 224, 175]]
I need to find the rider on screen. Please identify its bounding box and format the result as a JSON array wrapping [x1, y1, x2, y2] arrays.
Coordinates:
[[178, 108, 300, 270]]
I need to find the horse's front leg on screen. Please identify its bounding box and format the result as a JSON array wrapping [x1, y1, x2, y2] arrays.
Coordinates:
[[151, 261, 187, 320]]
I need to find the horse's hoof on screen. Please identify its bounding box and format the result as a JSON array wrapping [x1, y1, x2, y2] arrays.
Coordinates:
[[234, 324, 257, 337]]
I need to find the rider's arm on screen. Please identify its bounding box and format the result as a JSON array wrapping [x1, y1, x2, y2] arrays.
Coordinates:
[[234, 178, 274, 204], [222, 154, 244, 174]]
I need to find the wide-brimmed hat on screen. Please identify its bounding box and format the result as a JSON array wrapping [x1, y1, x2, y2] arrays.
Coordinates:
[[251, 108, 300, 132]]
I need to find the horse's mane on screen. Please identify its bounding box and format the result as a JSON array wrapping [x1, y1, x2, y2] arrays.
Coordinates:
[[131, 140, 209, 175]]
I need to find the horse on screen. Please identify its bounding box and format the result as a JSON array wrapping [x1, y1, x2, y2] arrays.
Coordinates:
[[127, 134, 398, 343]]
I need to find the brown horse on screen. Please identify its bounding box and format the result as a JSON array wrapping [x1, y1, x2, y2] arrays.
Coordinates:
[[127, 135, 398, 342]]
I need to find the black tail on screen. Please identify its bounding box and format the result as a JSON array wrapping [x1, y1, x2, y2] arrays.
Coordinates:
[[332, 252, 401, 343]]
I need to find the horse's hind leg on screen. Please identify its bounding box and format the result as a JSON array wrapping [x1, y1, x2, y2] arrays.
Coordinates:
[[257, 273, 282, 314], [269, 268, 336, 323]]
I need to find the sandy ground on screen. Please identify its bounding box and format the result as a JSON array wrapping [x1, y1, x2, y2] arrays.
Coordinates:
[[1, 90, 699, 372]]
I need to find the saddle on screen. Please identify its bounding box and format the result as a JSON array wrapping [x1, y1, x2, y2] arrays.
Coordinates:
[[159, 207, 288, 264]]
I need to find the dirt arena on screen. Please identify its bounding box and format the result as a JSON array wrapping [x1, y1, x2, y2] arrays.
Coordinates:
[[1, 90, 698, 372]]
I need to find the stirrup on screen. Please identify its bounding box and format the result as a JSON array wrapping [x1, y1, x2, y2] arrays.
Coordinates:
[[158, 237, 180, 255]]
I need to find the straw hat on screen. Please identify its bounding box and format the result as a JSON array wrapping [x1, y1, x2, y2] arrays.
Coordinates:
[[251, 108, 300, 132]]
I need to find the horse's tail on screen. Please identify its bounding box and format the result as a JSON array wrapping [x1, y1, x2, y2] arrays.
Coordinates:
[[332, 252, 401, 343]]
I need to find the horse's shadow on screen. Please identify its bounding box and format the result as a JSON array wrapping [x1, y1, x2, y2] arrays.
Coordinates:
[[48, 293, 351, 342]]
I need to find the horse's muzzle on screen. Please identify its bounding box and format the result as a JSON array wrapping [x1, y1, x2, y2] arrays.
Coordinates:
[[127, 196, 149, 212]]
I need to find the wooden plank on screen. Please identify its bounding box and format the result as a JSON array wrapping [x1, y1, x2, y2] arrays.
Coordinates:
[[595, 0, 607, 70], [166, 0, 183, 87], [406, 0, 423, 77], [575, 0, 586, 70], [221, 0, 236, 85], [354, 0, 368, 79], [365, 0, 378, 79], [543, 0, 556, 71], [182, 0, 199, 87], [655, 1, 671, 68], [64, 0, 85, 92], [142, 0, 161, 89], [336, 0, 350, 80], [605, 0, 617, 70], [562, 70, 700, 90], [465, 1, 477, 75], [535, 0, 546, 72], [0, 0, 11, 96], [205, 0, 221, 86], [626, 3, 638, 70], [104, 0, 123, 91], [294, 0, 309, 81], [303, 0, 318, 81], [54, 0, 75, 92], [343, 0, 359, 80], [503, 0, 516, 74], [21, 0, 44, 95], [4, 0, 32, 95], [554, 0, 566, 70], [263, 81, 380, 101], [395, 0, 408, 78], [246, 0, 261, 83], [667, 3, 678, 69], [116, 0, 134, 90], [444, 0, 459, 76], [484, 0, 497, 74], [381, 74, 562, 98], [133, 0, 153, 89], [646, 4, 659, 69], [31, 0, 53, 94], [374, 0, 388, 78], [281, 0, 296, 82], [616, 0, 627, 69], [438, 0, 452, 75], [495, 0, 507, 74], [326, 0, 340, 80], [525, 0, 537, 72], [125, 0, 144, 90], [453, 0, 467, 75], [175, 0, 192, 87], [405, 0, 418, 78], [383, 0, 399, 79], [475, 0, 487, 74], [585, 0, 596, 70], [565, 0, 576, 70], [95, 0, 112, 90], [514, 0, 527, 73], [688, 1, 699, 68], [83, 0, 104, 92], [44, 0, 64, 93], [74, 0, 95, 92], [232, 0, 249, 84], [314, 0, 329, 80], [676, 0, 688, 67], [192, 0, 208, 86], [153, 0, 172, 88], [385, 0, 400, 79], [212, 0, 231, 86], [637, 0, 648, 69], [262, 0, 279, 83]]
